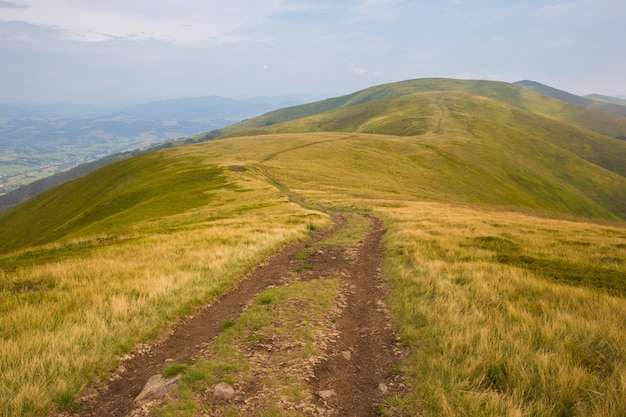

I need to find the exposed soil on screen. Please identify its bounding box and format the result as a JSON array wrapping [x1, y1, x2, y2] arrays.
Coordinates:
[[66, 212, 405, 417]]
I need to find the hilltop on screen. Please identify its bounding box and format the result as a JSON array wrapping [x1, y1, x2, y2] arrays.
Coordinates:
[[220, 78, 626, 140]]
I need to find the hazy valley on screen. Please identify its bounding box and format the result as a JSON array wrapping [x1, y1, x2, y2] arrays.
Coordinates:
[[0, 96, 300, 194]]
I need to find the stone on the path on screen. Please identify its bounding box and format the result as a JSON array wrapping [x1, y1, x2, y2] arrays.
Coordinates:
[[317, 389, 336, 400], [213, 382, 235, 400], [341, 350, 351, 360], [135, 374, 181, 403], [378, 382, 388, 394]]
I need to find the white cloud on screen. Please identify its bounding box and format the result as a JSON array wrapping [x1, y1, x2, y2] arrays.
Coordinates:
[[0, 1, 28, 8], [0, 0, 287, 45], [351, 64, 367, 76], [540, 1, 583, 17], [349, 0, 407, 21]]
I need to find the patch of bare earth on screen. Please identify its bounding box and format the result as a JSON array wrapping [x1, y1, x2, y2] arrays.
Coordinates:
[[63, 213, 406, 416]]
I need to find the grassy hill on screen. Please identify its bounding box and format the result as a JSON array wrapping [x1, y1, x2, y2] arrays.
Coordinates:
[[1, 78, 626, 416], [515, 80, 626, 118], [220, 78, 626, 140], [215, 91, 626, 220]]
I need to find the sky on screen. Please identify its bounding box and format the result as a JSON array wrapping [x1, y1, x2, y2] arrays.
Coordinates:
[[0, 0, 625, 105]]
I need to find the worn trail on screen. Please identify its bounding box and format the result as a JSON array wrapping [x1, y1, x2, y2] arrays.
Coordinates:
[[307, 215, 405, 416], [70, 212, 404, 416]]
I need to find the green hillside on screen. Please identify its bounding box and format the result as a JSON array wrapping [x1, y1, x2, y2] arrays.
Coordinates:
[[220, 78, 626, 140], [216, 91, 626, 220], [515, 80, 626, 118]]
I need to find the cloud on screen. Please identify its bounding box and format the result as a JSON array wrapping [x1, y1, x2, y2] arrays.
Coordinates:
[[0, 20, 60, 43], [349, 0, 406, 21], [0, 1, 28, 8], [351, 65, 367, 76], [0, 1, 285, 45], [540, 1, 583, 17]]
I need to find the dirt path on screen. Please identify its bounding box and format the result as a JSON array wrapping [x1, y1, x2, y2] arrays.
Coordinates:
[[307, 215, 405, 416], [69, 212, 404, 416]]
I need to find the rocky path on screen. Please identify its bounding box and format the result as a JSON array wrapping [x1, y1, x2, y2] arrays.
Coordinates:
[[68, 212, 405, 416], [307, 215, 405, 416]]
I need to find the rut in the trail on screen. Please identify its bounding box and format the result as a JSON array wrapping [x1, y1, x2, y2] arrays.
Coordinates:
[[70, 213, 404, 417], [307, 215, 405, 416]]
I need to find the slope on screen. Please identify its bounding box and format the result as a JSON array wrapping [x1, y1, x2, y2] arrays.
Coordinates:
[[515, 80, 626, 118], [0, 149, 237, 253], [215, 91, 626, 220]]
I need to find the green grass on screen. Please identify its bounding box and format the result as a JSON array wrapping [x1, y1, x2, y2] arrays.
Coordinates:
[[317, 212, 371, 246], [462, 235, 626, 296], [0, 149, 233, 252], [216, 130, 625, 221], [220, 78, 626, 141], [163, 363, 189, 378]]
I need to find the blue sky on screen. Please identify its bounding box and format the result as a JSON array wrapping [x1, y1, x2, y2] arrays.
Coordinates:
[[0, 0, 624, 104]]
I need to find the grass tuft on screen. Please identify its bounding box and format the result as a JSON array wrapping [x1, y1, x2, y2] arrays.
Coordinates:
[[52, 390, 79, 413], [163, 364, 189, 379]]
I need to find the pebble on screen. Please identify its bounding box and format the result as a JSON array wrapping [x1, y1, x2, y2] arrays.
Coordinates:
[[318, 389, 336, 400]]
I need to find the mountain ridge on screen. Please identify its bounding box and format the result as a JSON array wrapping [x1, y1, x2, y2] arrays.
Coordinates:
[[2, 77, 626, 223], [514, 80, 626, 118], [219, 78, 626, 140]]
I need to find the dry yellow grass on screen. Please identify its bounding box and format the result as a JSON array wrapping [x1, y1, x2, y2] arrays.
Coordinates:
[[0, 171, 329, 416], [375, 201, 626, 416]]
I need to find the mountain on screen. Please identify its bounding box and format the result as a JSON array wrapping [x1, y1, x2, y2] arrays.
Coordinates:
[[114, 96, 275, 120], [584, 93, 626, 107], [0, 103, 122, 119], [220, 78, 626, 140], [514, 80, 626, 118]]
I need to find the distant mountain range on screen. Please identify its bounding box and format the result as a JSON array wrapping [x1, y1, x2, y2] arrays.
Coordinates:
[[0, 96, 303, 120]]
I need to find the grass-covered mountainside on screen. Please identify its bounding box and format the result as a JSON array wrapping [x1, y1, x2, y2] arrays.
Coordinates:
[[220, 78, 626, 140], [515, 80, 626, 118], [1, 78, 625, 416]]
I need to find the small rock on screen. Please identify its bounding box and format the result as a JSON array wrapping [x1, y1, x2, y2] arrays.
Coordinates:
[[378, 382, 388, 394], [318, 389, 336, 400], [164, 358, 175, 364], [135, 374, 181, 403], [213, 382, 235, 400], [341, 351, 352, 360]]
